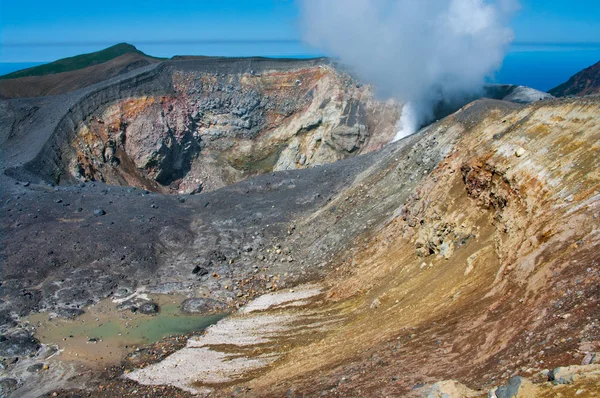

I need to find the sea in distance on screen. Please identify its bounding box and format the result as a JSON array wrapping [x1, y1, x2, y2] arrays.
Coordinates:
[[1, 41, 599, 93]]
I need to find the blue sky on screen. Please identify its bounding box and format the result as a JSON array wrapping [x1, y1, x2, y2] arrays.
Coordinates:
[[512, 0, 600, 43], [0, 0, 599, 62]]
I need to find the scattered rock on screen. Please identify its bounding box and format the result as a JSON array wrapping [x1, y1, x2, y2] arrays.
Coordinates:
[[138, 302, 160, 315], [370, 298, 381, 309], [27, 363, 45, 372], [515, 147, 526, 157], [417, 380, 479, 397], [582, 352, 598, 365], [299, 154, 307, 166], [189, 184, 203, 195], [180, 298, 228, 314], [491, 376, 535, 398], [209, 250, 227, 263], [192, 265, 209, 276], [0, 378, 18, 396], [93, 208, 106, 216], [549, 364, 600, 384]]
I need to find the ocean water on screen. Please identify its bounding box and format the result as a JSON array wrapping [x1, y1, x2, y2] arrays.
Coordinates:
[[0, 62, 45, 76], [491, 43, 600, 92], [1, 42, 599, 93]]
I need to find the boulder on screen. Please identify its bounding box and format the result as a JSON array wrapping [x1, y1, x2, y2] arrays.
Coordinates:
[[192, 265, 209, 276], [118, 299, 159, 314], [490, 376, 536, 398], [417, 380, 479, 397], [549, 364, 600, 385], [138, 301, 160, 315], [93, 208, 106, 216], [27, 363, 45, 372], [180, 298, 228, 314], [329, 124, 367, 153]]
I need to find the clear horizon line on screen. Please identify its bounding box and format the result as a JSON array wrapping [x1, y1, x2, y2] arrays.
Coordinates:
[[2, 39, 600, 48]]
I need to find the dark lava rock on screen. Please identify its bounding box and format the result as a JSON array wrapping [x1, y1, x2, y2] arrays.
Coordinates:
[[138, 302, 159, 315], [93, 208, 106, 216], [192, 265, 209, 276], [180, 298, 228, 314], [200, 250, 227, 268], [0, 335, 40, 357], [0, 310, 16, 331], [189, 184, 203, 195], [0, 378, 18, 396], [27, 363, 44, 372], [209, 250, 227, 263]]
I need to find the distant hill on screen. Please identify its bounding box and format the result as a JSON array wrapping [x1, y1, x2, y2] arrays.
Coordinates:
[[0, 43, 162, 98], [549, 60, 600, 97], [0, 43, 157, 80]]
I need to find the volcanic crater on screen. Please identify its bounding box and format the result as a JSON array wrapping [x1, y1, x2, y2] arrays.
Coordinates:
[[1, 54, 599, 398]]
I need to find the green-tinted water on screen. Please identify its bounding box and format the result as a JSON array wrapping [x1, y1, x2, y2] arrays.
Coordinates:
[[63, 303, 225, 343], [28, 297, 227, 365]]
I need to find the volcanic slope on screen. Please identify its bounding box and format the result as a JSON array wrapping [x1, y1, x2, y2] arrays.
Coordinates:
[[119, 95, 600, 397], [1, 57, 402, 195], [549, 59, 600, 97], [1, 93, 599, 397], [0, 43, 161, 99]]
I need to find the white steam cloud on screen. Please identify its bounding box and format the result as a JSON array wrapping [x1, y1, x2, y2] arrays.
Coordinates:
[[299, 0, 518, 140]]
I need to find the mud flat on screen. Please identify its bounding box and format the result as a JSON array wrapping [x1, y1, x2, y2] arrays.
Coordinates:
[[27, 294, 226, 366]]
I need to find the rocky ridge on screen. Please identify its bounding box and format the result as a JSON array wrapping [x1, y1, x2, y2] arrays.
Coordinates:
[[549, 60, 600, 97], [1, 57, 401, 195]]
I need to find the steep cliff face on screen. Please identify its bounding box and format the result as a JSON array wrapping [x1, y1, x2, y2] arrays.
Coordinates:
[[69, 64, 400, 193]]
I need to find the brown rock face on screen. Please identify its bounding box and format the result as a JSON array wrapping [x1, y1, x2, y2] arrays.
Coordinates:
[[549, 60, 600, 97], [70, 66, 401, 193], [0, 52, 160, 99]]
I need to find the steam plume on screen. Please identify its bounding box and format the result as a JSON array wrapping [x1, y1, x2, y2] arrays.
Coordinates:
[[299, 0, 518, 140]]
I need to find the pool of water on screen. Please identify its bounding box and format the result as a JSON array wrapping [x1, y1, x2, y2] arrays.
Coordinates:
[[27, 295, 227, 366]]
